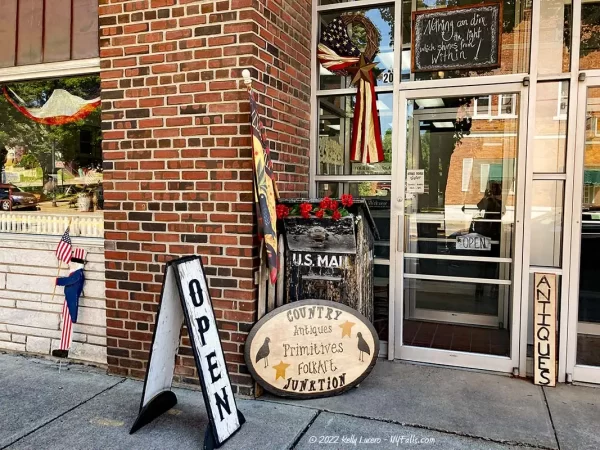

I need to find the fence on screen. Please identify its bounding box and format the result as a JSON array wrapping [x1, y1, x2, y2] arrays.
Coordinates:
[[0, 212, 103, 238]]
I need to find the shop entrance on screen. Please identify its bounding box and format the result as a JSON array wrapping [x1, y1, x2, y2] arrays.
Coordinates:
[[566, 75, 600, 384], [393, 84, 528, 373]]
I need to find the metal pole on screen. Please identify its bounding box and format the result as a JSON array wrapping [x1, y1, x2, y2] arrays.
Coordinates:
[[51, 139, 57, 207]]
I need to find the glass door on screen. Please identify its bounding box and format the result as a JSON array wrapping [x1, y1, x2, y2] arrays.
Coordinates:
[[567, 76, 600, 384], [394, 84, 527, 373]]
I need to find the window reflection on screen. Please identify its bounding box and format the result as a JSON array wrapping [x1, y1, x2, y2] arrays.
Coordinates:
[[0, 75, 102, 223], [319, 6, 395, 90], [579, 1, 600, 70], [539, 0, 572, 75], [318, 93, 393, 176], [533, 82, 569, 173]]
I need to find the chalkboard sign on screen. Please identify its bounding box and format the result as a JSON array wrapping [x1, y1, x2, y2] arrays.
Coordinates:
[[412, 3, 503, 73]]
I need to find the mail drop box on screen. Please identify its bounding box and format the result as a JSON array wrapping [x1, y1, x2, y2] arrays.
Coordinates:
[[277, 199, 378, 321]]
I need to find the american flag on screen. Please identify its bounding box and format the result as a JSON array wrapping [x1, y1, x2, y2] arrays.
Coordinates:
[[55, 228, 73, 264], [317, 17, 361, 74], [59, 301, 72, 351]]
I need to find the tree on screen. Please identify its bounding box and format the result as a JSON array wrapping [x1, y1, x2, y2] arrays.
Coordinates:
[[0, 75, 101, 185]]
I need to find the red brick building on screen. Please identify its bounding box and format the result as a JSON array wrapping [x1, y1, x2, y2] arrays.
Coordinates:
[[98, 0, 311, 394], [2, 0, 600, 389]]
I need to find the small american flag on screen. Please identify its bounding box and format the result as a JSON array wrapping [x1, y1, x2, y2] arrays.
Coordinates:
[[56, 228, 73, 263]]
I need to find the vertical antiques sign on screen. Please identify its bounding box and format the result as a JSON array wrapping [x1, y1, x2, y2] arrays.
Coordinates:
[[245, 300, 379, 399], [533, 273, 557, 387], [130, 256, 245, 449], [412, 3, 502, 72]]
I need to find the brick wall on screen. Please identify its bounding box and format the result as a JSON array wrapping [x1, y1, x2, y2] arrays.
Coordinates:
[[99, 0, 311, 395]]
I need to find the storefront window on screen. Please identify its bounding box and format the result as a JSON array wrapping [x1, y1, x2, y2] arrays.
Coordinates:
[[401, 0, 531, 81], [579, 1, 600, 70], [538, 0, 572, 75], [0, 75, 102, 233], [318, 93, 393, 175], [319, 5, 395, 90]]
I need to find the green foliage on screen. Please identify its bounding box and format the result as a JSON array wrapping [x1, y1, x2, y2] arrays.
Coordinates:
[[15, 153, 39, 169], [0, 75, 101, 180]]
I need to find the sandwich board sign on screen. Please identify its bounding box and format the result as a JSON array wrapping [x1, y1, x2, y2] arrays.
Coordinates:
[[130, 255, 245, 449]]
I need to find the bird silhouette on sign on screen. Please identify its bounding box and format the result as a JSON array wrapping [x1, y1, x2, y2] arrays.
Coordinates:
[[256, 337, 271, 368], [357, 332, 370, 362]]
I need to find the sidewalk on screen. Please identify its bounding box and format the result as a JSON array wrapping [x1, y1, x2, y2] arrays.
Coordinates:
[[1, 352, 598, 450]]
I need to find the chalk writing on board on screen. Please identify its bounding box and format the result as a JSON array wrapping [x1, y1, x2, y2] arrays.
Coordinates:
[[412, 3, 502, 73]]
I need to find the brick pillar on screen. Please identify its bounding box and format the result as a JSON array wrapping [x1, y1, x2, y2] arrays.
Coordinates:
[[99, 0, 311, 395]]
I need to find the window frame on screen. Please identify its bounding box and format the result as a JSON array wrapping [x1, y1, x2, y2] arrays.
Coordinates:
[[498, 93, 518, 118], [473, 95, 493, 119]]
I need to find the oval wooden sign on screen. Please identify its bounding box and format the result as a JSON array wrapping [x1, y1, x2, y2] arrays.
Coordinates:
[[245, 299, 379, 399]]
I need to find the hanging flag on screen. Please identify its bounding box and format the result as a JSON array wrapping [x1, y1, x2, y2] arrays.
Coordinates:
[[246, 82, 278, 285], [317, 15, 384, 164], [2, 87, 100, 126], [55, 227, 73, 264]]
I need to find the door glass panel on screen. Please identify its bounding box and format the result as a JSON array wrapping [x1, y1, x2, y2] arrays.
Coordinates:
[[533, 81, 569, 173], [402, 93, 519, 358], [530, 180, 564, 268], [577, 86, 600, 366]]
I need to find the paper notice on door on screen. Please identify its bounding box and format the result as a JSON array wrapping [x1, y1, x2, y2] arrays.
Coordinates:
[[406, 169, 425, 194]]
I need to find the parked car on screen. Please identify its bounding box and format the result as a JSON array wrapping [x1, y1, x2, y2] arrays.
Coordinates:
[[0, 184, 39, 211]]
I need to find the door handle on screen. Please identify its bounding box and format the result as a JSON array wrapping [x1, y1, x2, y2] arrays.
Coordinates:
[[397, 215, 402, 253], [397, 214, 408, 253]]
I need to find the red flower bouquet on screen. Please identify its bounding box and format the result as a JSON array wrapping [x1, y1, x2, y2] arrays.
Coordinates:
[[277, 195, 353, 221]]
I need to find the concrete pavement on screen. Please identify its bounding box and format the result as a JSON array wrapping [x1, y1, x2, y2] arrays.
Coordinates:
[[1, 352, 598, 450]]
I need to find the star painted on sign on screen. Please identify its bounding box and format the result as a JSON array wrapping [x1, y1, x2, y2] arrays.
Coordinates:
[[339, 320, 356, 338], [272, 361, 290, 380]]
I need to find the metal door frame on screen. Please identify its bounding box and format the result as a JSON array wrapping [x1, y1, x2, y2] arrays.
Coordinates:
[[392, 82, 529, 373], [565, 73, 600, 384]]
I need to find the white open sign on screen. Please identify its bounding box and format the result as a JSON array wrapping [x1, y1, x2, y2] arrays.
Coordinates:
[[456, 233, 491, 251]]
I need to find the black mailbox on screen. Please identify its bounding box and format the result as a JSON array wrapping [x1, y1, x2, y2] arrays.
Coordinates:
[[277, 199, 378, 321]]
